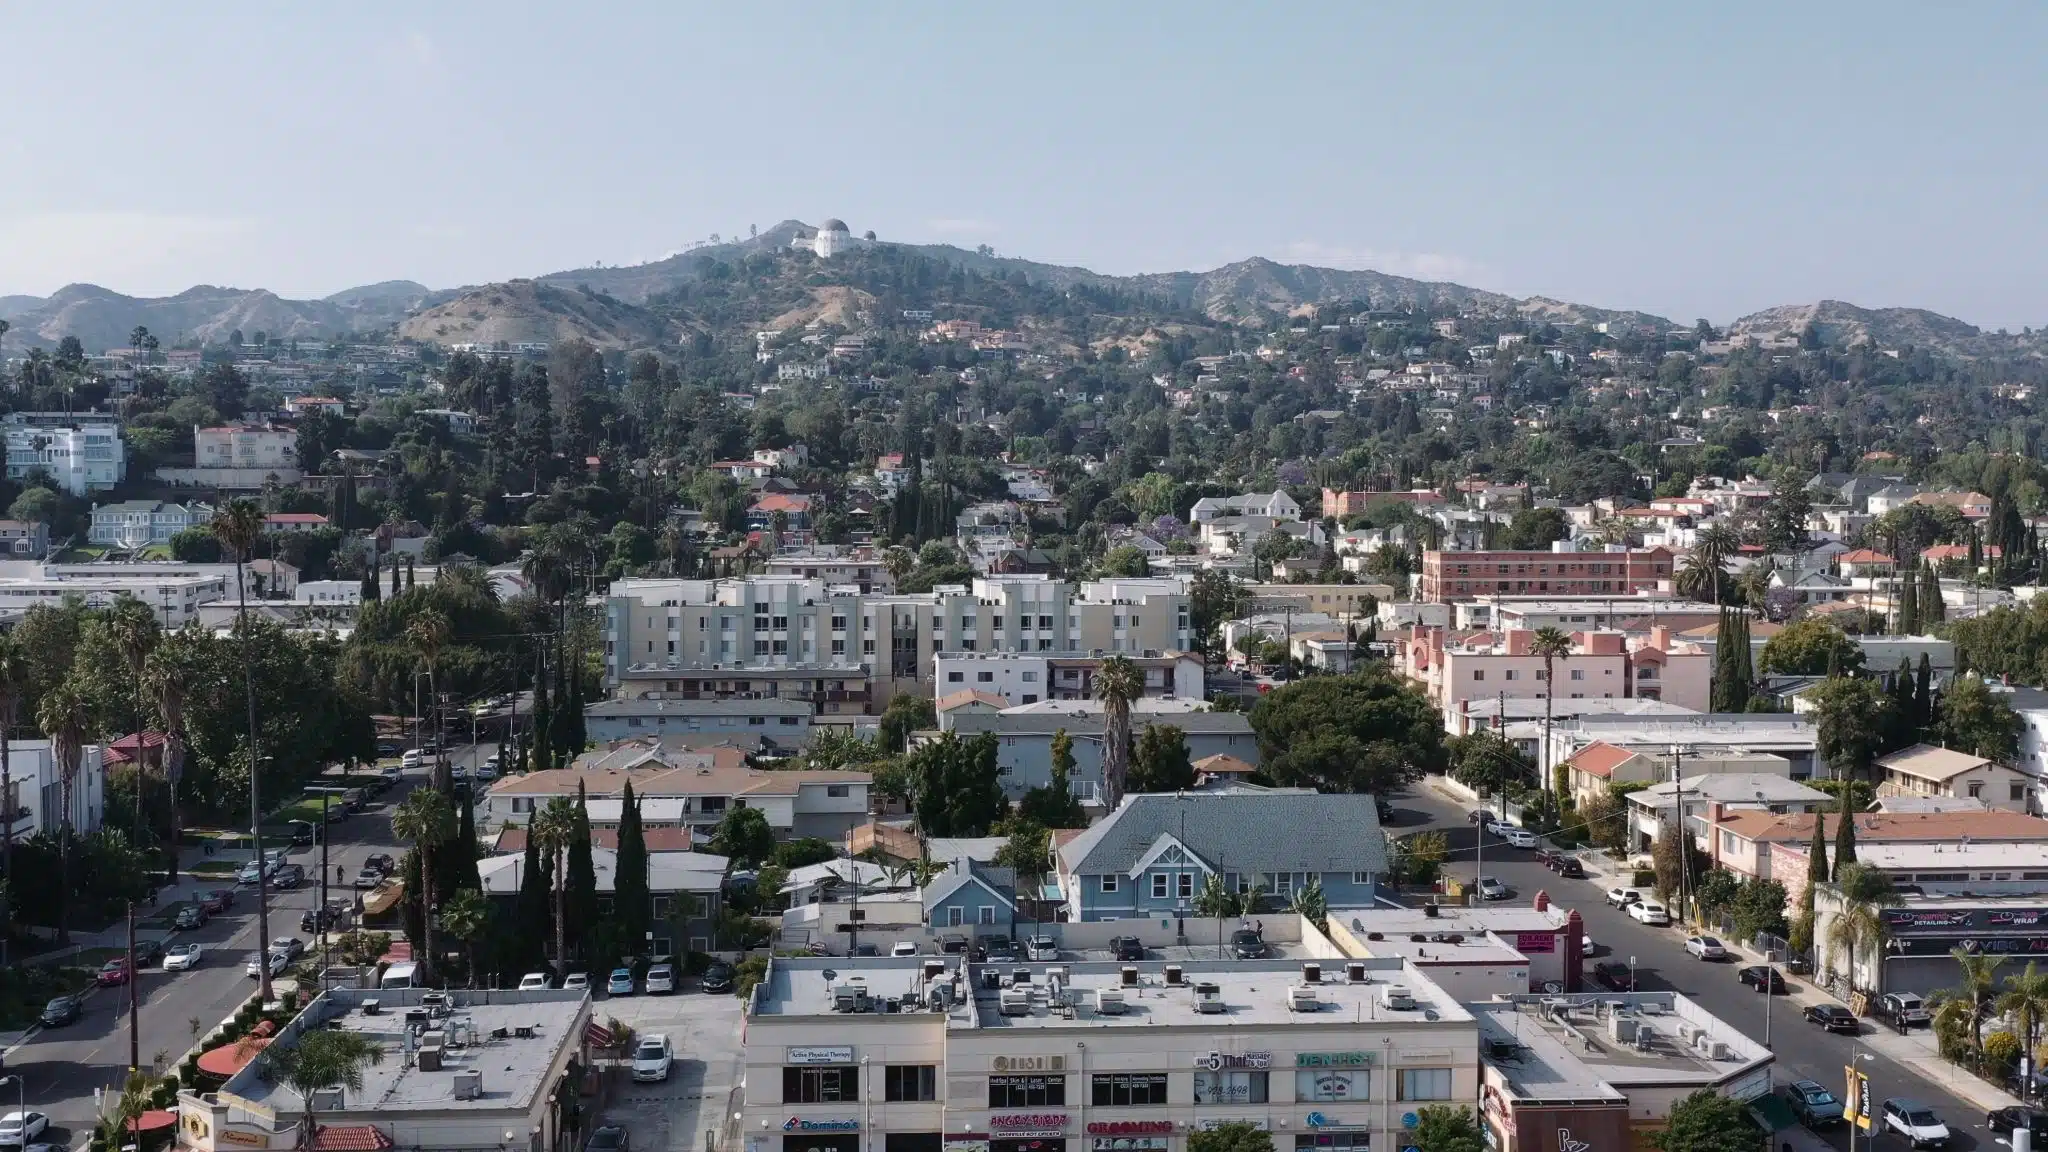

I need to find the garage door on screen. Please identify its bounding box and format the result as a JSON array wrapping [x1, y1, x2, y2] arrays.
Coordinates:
[[1881, 956, 1959, 998]]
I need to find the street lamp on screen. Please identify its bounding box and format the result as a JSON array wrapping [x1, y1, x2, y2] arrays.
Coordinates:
[[1627, 955, 1637, 993], [0, 1076, 22, 1133], [1850, 1052, 1876, 1152]]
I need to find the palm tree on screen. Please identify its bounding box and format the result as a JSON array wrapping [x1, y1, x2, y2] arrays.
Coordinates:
[[390, 789, 456, 984], [882, 546, 915, 588], [2001, 962, 2048, 1097], [438, 887, 492, 988], [407, 608, 451, 789], [105, 599, 160, 864], [1825, 862, 1900, 993], [146, 629, 204, 882], [530, 796, 580, 979], [1675, 552, 1720, 603], [1288, 878, 1328, 931], [268, 1028, 384, 1151], [1694, 522, 1740, 603], [1529, 627, 1574, 819], [1943, 948, 2006, 1064], [37, 678, 89, 945], [1095, 655, 1144, 812], [0, 634, 25, 892], [211, 497, 275, 995]]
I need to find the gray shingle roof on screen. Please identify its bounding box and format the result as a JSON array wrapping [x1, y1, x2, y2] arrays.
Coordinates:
[[1059, 792, 1386, 877], [948, 711, 1255, 737]]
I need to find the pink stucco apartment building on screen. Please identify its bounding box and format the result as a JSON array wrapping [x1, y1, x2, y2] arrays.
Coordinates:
[[1402, 625, 1713, 729]]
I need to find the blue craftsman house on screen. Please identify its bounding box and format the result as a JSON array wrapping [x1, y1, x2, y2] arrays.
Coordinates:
[[1051, 790, 1387, 922]]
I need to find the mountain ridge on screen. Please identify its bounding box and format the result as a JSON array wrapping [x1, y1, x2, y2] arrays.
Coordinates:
[[3, 227, 2041, 359]]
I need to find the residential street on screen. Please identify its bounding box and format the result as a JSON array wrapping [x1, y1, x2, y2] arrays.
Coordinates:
[[1, 747, 493, 1139], [1388, 780, 2011, 1152]]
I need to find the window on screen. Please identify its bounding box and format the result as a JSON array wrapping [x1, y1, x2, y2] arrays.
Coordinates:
[[884, 1065, 936, 1102], [1352, 871, 1372, 885], [978, 905, 995, 925], [1570, 669, 1586, 681], [1968, 781, 1984, 798], [1021, 671, 1038, 682], [1101, 875, 1117, 893], [977, 671, 994, 683], [2015, 783, 2028, 802], [827, 785, 850, 798], [947, 907, 964, 927], [1472, 670, 1485, 682], [1192, 1070, 1268, 1104], [947, 671, 965, 683], [1152, 874, 1169, 898], [988, 1075, 1065, 1108], [1399, 1068, 1453, 1100], [1092, 1073, 1168, 1107], [784, 1065, 859, 1103], [1295, 1068, 1369, 1101]]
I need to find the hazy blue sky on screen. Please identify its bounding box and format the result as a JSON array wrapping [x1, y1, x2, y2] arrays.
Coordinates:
[[5, 3, 2044, 328]]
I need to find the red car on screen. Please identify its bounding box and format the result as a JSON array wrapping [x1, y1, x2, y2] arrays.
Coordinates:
[[201, 889, 235, 914], [96, 958, 132, 987]]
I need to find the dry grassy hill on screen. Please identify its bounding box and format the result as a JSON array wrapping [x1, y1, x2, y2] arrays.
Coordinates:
[[397, 280, 673, 349]]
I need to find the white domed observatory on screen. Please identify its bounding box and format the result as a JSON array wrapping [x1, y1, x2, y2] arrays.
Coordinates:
[[790, 218, 871, 258]]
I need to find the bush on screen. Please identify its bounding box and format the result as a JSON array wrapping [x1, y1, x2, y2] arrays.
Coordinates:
[[1633, 868, 1656, 887], [1986, 1031, 2022, 1070]]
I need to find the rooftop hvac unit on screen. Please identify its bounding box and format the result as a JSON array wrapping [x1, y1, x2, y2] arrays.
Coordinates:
[[1709, 1041, 1733, 1061], [1345, 962, 1369, 983], [312, 1088, 346, 1112], [1608, 1015, 1638, 1043], [1287, 986, 1320, 1013], [922, 960, 948, 982], [1092, 988, 1127, 1015], [1012, 967, 1032, 985], [417, 1044, 444, 1072], [1675, 1023, 1703, 1048], [1120, 966, 1139, 987], [452, 1070, 483, 1100], [1634, 1024, 1656, 1051], [1045, 965, 1069, 984], [998, 987, 1034, 1016], [1300, 963, 1322, 984], [1380, 984, 1415, 1010], [1194, 982, 1224, 1014], [1164, 964, 1185, 986], [833, 984, 858, 1012], [420, 1030, 448, 1050]]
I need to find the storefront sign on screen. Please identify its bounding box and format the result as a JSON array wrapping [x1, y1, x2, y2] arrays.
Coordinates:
[[993, 1054, 1068, 1072], [1195, 1119, 1269, 1132], [1087, 1123, 1173, 1136], [1295, 1052, 1373, 1067], [990, 1115, 1069, 1132], [218, 1132, 268, 1148], [1880, 908, 1978, 930], [1194, 1051, 1272, 1070], [1515, 932, 1556, 954], [784, 1119, 860, 1133], [946, 1140, 990, 1152], [787, 1046, 856, 1065], [1091, 1139, 1168, 1152], [1304, 1113, 1370, 1132]]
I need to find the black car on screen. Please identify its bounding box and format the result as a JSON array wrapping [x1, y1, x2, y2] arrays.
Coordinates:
[[937, 934, 968, 955], [174, 904, 208, 930], [1592, 962, 1632, 991], [40, 993, 84, 1026], [1990, 1107, 2048, 1137], [300, 904, 346, 933], [585, 1125, 630, 1152], [1230, 929, 1266, 959], [700, 961, 735, 993], [1805, 1005, 1860, 1034], [1109, 936, 1145, 962], [287, 820, 317, 846], [132, 939, 166, 966], [273, 863, 305, 889], [1737, 966, 1789, 993], [1554, 858, 1585, 878], [980, 936, 1018, 962], [365, 853, 396, 875]]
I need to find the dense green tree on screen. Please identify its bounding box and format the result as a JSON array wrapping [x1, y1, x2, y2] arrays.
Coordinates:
[[1017, 729, 1088, 827], [565, 780, 598, 951], [614, 779, 650, 957], [878, 692, 936, 753], [1188, 1122, 1274, 1152], [1412, 1106, 1484, 1152], [1757, 617, 1864, 677], [1650, 1089, 1756, 1152], [1252, 666, 1447, 794], [1127, 724, 1194, 793], [710, 805, 776, 868], [1938, 674, 2021, 762], [906, 731, 1008, 837]]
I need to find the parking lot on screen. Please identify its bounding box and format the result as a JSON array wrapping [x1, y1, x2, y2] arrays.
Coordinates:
[[591, 987, 745, 1152]]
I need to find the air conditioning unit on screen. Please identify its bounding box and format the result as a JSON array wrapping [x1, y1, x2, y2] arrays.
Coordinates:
[[1194, 982, 1224, 1014], [417, 1045, 444, 1072], [1287, 986, 1320, 1013], [453, 1070, 483, 1100], [1381, 984, 1415, 1010], [1345, 962, 1369, 983], [312, 1088, 346, 1111], [1092, 988, 1127, 1015], [999, 987, 1034, 1016]]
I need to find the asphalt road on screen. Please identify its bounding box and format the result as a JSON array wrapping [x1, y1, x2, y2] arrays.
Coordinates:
[[2, 746, 493, 1140], [1386, 783, 2003, 1152]]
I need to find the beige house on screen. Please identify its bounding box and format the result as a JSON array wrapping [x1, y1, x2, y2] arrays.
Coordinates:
[[1873, 744, 2028, 811], [1562, 741, 1790, 811], [1707, 809, 2048, 882]]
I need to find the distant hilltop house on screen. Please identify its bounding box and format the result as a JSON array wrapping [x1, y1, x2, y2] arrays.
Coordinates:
[[789, 218, 876, 259]]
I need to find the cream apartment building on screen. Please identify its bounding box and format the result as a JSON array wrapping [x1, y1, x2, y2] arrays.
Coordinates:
[[1402, 626, 1711, 729], [743, 955, 1477, 1152], [605, 575, 1191, 706]]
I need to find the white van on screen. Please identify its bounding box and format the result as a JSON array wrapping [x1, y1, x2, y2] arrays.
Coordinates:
[[380, 961, 420, 989]]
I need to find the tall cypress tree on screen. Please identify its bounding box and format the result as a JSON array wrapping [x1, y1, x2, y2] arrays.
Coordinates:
[[614, 780, 651, 959], [1915, 654, 1934, 733], [362, 554, 381, 603], [1888, 657, 1917, 752], [1921, 563, 1945, 624], [405, 556, 416, 590], [1831, 791, 1859, 879], [1898, 568, 1919, 634], [551, 649, 577, 767], [510, 833, 552, 976], [1807, 811, 1830, 885], [566, 781, 599, 960], [530, 651, 553, 774], [390, 554, 401, 597], [1728, 615, 1752, 712]]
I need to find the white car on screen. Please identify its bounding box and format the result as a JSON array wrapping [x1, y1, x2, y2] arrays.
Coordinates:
[[562, 972, 590, 991], [518, 972, 551, 991], [1500, 828, 1538, 849], [1880, 1099, 1950, 1148], [890, 941, 920, 957], [246, 950, 291, 978], [1026, 936, 1058, 961], [1605, 887, 1646, 908], [164, 943, 204, 971], [1628, 901, 1672, 926], [644, 963, 677, 994], [1476, 875, 1509, 901], [1685, 935, 1727, 960], [631, 1033, 673, 1082], [401, 749, 423, 768], [0, 1112, 50, 1147], [472, 762, 499, 782]]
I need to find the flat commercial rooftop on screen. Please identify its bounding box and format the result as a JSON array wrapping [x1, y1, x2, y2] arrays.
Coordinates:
[[225, 987, 587, 1116], [1473, 994, 1770, 1104], [755, 956, 1471, 1030]]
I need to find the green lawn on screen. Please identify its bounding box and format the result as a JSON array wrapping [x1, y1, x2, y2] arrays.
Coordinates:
[[191, 859, 239, 878]]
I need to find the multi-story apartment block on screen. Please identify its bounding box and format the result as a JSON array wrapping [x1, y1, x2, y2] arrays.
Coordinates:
[[763, 546, 897, 593], [934, 651, 1204, 708], [1419, 545, 1674, 602], [3, 412, 125, 495], [603, 575, 1192, 707], [0, 572, 229, 626], [88, 500, 215, 548], [194, 423, 298, 469], [1400, 626, 1712, 728], [741, 952, 1477, 1152]]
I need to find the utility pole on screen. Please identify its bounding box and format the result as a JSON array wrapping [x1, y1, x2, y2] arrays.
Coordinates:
[[127, 900, 140, 1072], [320, 790, 332, 971]]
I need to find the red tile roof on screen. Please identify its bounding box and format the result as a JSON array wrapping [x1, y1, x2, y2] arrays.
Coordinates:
[[312, 1125, 393, 1152], [1837, 549, 1893, 564], [264, 513, 329, 525], [1566, 741, 1638, 779]]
